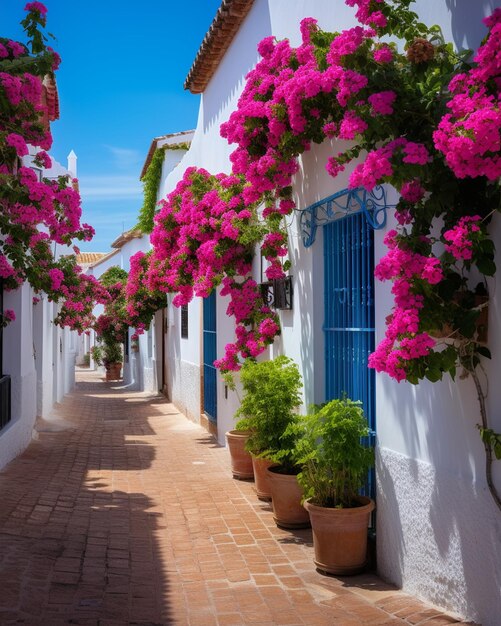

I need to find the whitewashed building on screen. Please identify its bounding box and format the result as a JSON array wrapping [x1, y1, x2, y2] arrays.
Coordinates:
[[147, 1, 501, 624], [0, 150, 82, 470], [85, 130, 194, 392]]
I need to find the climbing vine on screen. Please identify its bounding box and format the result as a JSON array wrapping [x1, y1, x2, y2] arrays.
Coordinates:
[[137, 147, 166, 233], [137, 142, 192, 233]]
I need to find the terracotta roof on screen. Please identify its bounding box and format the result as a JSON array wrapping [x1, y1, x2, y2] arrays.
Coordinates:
[[88, 248, 120, 268], [140, 130, 194, 180], [111, 228, 143, 249], [76, 252, 107, 265], [184, 0, 254, 94]]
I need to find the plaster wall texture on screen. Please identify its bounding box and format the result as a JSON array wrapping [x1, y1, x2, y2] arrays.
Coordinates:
[[375, 211, 501, 626], [0, 284, 37, 470], [376, 447, 501, 626], [52, 321, 65, 405], [33, 298, 55, 417], [166, 356, 201, 424]]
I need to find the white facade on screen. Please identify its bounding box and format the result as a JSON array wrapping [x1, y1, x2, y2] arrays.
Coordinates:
[[0, 151, 79, 470], [153, 1, 501, 624]]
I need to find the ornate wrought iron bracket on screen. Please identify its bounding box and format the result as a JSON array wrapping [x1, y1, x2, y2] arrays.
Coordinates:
[[260, 277, 293, 310], [299, 186, 394, 248]]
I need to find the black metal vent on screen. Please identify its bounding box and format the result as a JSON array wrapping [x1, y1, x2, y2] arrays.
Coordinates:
[[181, 305, 189, 339], [0, 375, 11, 430], [260, 277, 293, 310]]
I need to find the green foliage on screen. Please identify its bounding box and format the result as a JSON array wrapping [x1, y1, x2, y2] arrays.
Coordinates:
[[95, 266, 128, 362], [90, 344, 103, 366], [296, 398, 374, 508], [138, 147, 165, 233], [479, 428, 501, 461], [102, 341, 123, 366], [100, 266, 128, 287], [234, 356, 303, 470], [136, 141, 194, 234], [82, 352, 90, 367]]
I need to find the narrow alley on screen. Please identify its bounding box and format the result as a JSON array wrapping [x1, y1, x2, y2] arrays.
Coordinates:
[[0, 370, 474, 626]]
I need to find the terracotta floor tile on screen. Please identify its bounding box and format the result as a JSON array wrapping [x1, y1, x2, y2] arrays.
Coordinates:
[[0, 370, 477, 626]]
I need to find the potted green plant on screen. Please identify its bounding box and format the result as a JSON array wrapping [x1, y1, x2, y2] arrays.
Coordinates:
[[223, 372, 254, 480], [265, 415, 311, 528], [297, 398, 375, 575], [102, 341, 123, 381], [90, 344, 103, 367], [234, 355, 303, 500]]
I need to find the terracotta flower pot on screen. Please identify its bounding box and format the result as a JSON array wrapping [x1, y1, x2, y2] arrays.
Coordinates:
[[251, 456, 275, 501], [304, 496, 375, 575], [105, 362, 122, 381], [267, 466, 310, 529], [225, 430, 254, 480]]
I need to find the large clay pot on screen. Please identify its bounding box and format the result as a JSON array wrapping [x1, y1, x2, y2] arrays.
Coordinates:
[[225, 430, 254, 479], [251, 456, 276, 501], [105, 362, 122, 381], [267, 466, 310, 529], [304, 496, 375, 575]]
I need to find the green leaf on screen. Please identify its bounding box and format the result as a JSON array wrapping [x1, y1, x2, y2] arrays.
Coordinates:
[[477, 257, 496, 276], [425, 369, 442, 382], [476, 346, 491, 359]]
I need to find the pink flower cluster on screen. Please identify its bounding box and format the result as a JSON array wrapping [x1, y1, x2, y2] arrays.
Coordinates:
[[214, 277, 280, 370], [373, 44, 393, 63], [25, 2, 48, 15], [368, 90, 396, 116], [125, 250, 166, 332], [1, 309, 16, 328], [443, 215, 482, 261], [220, 16, 378, 216], [369, 231, 442, 380], [349, 138, 430, 190], [0, 3, 99, 331], [0, 40, 25, 59], [53, 271, 110, 333], [147, 168, 282, 370], [400, 179, 425, 204], [345, 0, 388, 29], [433, 11, 501, 180]]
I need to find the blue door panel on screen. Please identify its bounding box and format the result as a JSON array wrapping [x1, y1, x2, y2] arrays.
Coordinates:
[[203, 292, 217, 422], [324, 213, 375, 499]]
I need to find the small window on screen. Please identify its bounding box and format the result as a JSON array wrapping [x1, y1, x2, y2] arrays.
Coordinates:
[[181, 305, 188, 339]]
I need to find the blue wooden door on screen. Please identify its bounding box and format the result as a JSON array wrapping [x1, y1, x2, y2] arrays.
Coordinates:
[[324, 212, 375, 497], [203, 292, 217, 422]]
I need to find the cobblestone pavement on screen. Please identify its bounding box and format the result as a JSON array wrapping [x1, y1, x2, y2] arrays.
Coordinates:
[[0, 370, 477, 626]]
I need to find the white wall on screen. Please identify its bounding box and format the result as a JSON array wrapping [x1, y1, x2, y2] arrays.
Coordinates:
[[164, 294, 202, 423], [33, 297, 55, 417], [375, 211, 501, 626], [0, 284, 37, 470]]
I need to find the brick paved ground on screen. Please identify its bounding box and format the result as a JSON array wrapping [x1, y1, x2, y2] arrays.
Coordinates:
[[0, 369, 477, 626]]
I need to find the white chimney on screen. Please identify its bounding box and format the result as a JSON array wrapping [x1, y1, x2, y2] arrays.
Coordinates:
[[67, 149, 77, 178]]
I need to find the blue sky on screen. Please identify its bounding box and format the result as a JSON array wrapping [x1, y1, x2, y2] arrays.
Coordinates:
[[1, 0, 222, 251]]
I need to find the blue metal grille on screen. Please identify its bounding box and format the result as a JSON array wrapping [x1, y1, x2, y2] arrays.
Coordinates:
[[324, 212, 376, 499], [203, 292, 217, 422]]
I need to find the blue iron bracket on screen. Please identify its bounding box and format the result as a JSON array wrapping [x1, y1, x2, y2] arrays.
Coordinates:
[[299, 186, 394, 248]]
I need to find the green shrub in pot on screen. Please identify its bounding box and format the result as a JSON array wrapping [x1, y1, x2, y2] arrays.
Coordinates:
[[234, 355, 303, 465], [296, 397, 374, 508], [295, 397, 375, 574]]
